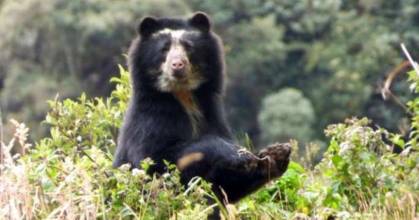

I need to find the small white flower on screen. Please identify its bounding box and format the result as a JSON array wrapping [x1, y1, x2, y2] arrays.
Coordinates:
[[119, 163, 131, 171], [400, 147, 411, 157], [339, 142, 354, 155], [132, 168, 146, 177]]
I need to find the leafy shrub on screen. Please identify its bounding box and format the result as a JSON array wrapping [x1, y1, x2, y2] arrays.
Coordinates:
[[243, 117, 418, 219], [0, 67, 216, 219], [245, 67, 419, 219], [1, 65, 418, 219], [407, 69, 419, 149], [319, 118, 418, 210]]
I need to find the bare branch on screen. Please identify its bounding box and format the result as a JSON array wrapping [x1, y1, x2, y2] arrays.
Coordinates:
[[380, 61, 412, 115], [401, 43, 419, 76], [381, 61, 410, 100]]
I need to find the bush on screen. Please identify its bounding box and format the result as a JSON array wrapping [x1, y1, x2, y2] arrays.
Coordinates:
[[0, 67, 216, 219], [0, 66, 418, 219]]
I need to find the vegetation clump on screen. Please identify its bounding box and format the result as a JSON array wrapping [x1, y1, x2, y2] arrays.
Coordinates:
[[1, 66, 418, 219]]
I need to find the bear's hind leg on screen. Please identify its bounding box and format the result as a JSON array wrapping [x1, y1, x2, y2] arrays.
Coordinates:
[[179, 140, 291, 204], [208, 143, 291, 203]]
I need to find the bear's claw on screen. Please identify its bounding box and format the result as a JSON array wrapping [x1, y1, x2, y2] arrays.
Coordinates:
[[257, 143, 291, 178]]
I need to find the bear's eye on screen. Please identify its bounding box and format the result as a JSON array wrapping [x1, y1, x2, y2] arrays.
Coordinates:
[[161, 41, 171, 52], [180, 39, 194, 50]]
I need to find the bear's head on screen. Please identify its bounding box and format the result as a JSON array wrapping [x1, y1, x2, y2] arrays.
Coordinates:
[[128, 12, 224, 94]]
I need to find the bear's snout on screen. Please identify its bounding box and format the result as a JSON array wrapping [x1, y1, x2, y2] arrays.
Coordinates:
[[171, 57, 186, 71], [170, 57, 188, 79], [164, 44, 190, 79]]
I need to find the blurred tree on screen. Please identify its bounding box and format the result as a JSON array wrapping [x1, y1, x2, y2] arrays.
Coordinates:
[[185, 0, 268, 25], [268, 0, 340, 42], [223, 15, 287, 143], [0, 0, 189, 139], [300, 3, 406, 137], [258, 88, 315, 144], [0, 0, 417, 145]]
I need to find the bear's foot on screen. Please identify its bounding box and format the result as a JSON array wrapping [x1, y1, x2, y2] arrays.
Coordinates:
[[202, 142, 291, 203], [257, 143, 291, 179]]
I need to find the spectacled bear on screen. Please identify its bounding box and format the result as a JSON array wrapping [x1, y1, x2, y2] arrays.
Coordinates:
[[113, 12, 291, 203]]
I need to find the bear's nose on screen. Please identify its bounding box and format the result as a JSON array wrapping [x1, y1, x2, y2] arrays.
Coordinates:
[[171, 59, 185, 70]]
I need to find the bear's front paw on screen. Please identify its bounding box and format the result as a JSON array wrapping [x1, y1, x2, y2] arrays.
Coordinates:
[[257, 143, 291, 179]]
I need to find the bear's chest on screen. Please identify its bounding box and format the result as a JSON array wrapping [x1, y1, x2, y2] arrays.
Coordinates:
[[172, 90, 203, 137]]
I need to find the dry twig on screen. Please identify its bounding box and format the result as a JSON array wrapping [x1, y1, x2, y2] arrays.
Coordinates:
[[401, 43, 419, 76]]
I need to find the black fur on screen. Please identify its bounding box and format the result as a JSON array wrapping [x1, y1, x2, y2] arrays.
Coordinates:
[[113, 12, 291, 204]]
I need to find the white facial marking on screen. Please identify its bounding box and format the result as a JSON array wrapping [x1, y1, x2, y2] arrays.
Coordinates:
[[152, 28, 204, 92], [153, 28, 199, 40], [156, 68, 204, 92]]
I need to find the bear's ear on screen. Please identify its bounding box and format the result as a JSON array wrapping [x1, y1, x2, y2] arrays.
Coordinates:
[[189, 12, 211, 32], [137, 16, 160, 37]]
